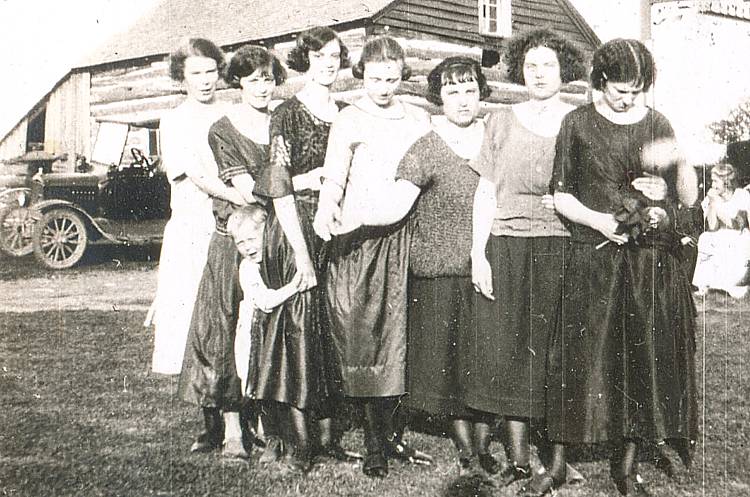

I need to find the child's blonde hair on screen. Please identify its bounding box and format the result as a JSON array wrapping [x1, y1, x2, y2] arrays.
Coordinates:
[[227, 205, 267, 240]]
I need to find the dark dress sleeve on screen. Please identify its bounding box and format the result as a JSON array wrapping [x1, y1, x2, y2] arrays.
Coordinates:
[[208, 119, 251, 184], [396, 134, 434, 188], [254, 107, 294, 199], [550, 111, 579, 195]]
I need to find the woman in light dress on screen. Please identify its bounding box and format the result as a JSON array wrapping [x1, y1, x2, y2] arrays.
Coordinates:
[[150, 38, 245, 375]]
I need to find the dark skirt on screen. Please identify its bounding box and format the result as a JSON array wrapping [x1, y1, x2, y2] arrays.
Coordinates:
[[465, 236, 568, 418], [247, 201, 332, 411], [546, 241, 698, 444], [325, 222, 410, 397], [405, 275, 472, 417], [178, 232, 243, 410]]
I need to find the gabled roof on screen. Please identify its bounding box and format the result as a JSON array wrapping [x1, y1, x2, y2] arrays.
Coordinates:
[[75, 0, 397, 69]]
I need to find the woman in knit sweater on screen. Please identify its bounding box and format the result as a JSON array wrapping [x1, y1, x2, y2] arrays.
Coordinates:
[[354, 56, 498, 476]]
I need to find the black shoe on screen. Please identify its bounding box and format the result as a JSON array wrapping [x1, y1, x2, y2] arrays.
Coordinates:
[[384, 437, 433, 465], [518, 471, 565, 497], [497, 464, 531, 487], [363, 451, 388, 478], [313, 442, 363, 463], [259, 436, 285, 464], [458, 456, 480, 477], [282, 446, 313, 474], [477, 452, 501, 475], [614, 473, 651, 496], [190, 431, 222, 453]]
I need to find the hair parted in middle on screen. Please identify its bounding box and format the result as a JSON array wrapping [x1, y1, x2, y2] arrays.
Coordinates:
[[287, 26, 351, 72], [225, 45, 287, 88], [351, 35, 412, 81], [425, 56, 491, 106], [590, 38, 656, 92], [168, 37, 226, 82], [504, 28, 586, 86]]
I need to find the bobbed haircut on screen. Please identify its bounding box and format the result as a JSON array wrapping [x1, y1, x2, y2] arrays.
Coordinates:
[[711, 163, 738, 191], [352, 36, 412, 81], [425, 56, 491, 106], [504, 29, 586, 85], [227, 204, 268, 240], [287, 26, 351, 72], [591, 38, 656, 92], [225, 45, 287, 88], [169, 38, 226, 82]]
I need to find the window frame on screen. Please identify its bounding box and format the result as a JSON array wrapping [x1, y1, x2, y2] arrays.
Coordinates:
[[478, 0, 512, 37]]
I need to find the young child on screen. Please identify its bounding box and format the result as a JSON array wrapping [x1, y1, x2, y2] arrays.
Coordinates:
[[226, 205, 304, 394]]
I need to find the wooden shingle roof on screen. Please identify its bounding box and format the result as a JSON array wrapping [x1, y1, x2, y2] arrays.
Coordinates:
[[76, 0, 397, 69]]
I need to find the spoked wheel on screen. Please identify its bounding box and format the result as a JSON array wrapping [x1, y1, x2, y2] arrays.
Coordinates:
[[32, 208, 88, 269], [0, 206, 34, 256]]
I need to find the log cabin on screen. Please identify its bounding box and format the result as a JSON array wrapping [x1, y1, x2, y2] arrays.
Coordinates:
[[0, 0, 601, 168]]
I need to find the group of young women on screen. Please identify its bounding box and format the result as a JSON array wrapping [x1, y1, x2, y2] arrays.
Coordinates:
[[147, 25, 698, 497]]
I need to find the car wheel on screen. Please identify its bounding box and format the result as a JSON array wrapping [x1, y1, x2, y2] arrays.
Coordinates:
[[0, 206, 34, 256], [32, 208, 88, 269]]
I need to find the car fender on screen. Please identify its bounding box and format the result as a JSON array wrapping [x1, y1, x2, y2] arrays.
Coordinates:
[[0, 187, 32, 207], [29, 200, 116, 242]]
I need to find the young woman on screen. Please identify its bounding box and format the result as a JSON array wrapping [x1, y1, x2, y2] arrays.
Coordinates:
[[532, 39, 698, 497], [692, 163, 750, 298], [150, 38, 243, 375], [313, 36, 431, 477], [178, 45, 286, 460], [249, 26, 357, 472], [354, 56, 497, 476], [470, 29, 585, 488]]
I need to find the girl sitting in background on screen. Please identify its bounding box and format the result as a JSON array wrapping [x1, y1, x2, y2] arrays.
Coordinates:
[[693, 163, 750, 298]]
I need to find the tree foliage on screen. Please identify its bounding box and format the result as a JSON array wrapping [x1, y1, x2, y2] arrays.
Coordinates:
[[709, 99, 750, 143]]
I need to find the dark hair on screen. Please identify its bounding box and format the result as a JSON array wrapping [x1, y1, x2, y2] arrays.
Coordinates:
[[425, 56, 491, 105], [286, 26, 351, 72], [504, 29, 586, 85], [169, 38, 226, 82], [227, 204, 268, 240], [590, 38, 656, 92], [225, 45, 287, 88], [712, 163, 738, 191], [352, 36, 412, 81]]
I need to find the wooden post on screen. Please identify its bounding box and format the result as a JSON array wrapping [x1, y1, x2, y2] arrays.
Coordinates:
[[640, 0, 652, 41]]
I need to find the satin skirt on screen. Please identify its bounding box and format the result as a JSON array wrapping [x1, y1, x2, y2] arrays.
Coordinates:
[[547, 241, 698, 444], [178, 233, 243, 410], [247, 202, 332, 411], [325, 222, 410, 398]]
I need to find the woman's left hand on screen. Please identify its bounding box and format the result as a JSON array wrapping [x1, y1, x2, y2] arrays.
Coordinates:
[[632, 175, 668, 201], [541, 194, 555, 211]]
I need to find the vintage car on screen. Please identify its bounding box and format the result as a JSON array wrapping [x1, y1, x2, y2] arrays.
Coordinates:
[[1, 148, 169, 269]]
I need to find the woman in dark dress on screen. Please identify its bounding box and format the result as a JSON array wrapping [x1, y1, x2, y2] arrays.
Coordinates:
[[178, 46, 286, 460], [523, 39, 698, 496], [249, 27, 355, 473]]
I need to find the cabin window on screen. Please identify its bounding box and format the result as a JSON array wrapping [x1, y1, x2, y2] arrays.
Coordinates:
[[478, 0, 512, 37]]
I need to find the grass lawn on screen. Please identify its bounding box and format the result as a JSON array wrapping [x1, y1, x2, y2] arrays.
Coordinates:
[[1, 294, 749, 496]]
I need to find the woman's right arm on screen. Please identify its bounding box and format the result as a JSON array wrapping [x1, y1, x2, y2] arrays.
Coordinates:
[[314, 117, 352, 240], [471, 177, 496, 300], [553, 192, 629, 244]]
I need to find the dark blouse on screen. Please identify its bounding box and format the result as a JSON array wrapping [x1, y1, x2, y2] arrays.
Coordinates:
[[551, 104, 677, 244], [254, 96, 344, 200], [208, 116, 268, 234], [396, 131, 480, 278]]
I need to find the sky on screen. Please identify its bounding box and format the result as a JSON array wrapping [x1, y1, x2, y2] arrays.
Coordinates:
[[0, 0, 747, 157]]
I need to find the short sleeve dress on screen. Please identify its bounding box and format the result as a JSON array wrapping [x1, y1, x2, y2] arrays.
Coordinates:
[[178, 116, 268, 411], [248, 97, 342, 411], [394, 129, 479, 417], [546, 104, 698, 447], [150, 99, 225, 375], [322, 98, 430, 397]]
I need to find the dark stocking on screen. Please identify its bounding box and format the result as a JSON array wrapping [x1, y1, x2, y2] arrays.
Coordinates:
[[203, 407, 223, 440], [611, 439, 639, 480], [288, 405, 310, 453], [473, 413, 493, 455], [363, 400, 384, 454]]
